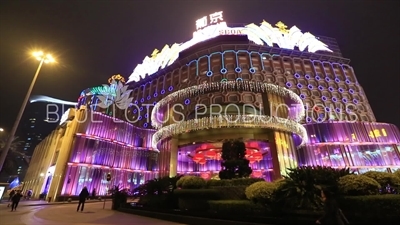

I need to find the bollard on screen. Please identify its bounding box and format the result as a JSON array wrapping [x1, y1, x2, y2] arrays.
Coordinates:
[[103, 198, 106, 209]]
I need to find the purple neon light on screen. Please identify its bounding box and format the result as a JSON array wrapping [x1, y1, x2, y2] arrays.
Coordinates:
[[286, 82, 292, 87], [315, 75, 321, 80], [161, 89, 166, 94], [294, 73, 300, 78]]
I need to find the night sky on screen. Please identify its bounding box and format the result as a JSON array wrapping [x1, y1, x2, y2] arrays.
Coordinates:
[[0, 0, 399, 131]]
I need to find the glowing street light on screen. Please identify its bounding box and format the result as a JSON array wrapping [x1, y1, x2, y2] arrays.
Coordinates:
[[32, 51, 55, 64], [0, 51, 56, 172], [0, 128, 4, 132]]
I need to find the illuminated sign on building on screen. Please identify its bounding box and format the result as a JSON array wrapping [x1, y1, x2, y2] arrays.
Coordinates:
[[196, 11, 224, 30], [127, 12, 332, 83]]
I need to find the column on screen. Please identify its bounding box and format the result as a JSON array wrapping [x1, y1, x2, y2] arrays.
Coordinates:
[[269, 131, 283, 180], [169, 138, 178, 178], [47, 109, 81, 201]]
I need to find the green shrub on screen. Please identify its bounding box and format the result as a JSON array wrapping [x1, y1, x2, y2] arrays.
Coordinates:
[[272, 166, 351, 210], [174, 189, 220, 199], [137, 195, 175, 209], [176, 176, 206, 189], [340, 195, 400, 223], [338, 174, 381, 195], [208, 200, 266, 215], [393, 169, 400, 179], [174, 189, 219, 211], [363, 171, 400, 189], [245, 181, 277, 204], [206, 177, 264, 187], [211, 186, 247, 200], [176, 176, 190, 188]]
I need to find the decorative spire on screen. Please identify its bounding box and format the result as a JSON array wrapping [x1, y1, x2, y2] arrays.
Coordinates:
[[108, 74, 125, 84], [275, 21, 289, 34]]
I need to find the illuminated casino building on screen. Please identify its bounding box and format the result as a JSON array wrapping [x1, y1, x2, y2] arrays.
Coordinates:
[[23, 11, 400, 200]]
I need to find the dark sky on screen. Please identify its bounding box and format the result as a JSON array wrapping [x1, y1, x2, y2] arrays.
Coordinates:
[[0, 0, 399, 131]]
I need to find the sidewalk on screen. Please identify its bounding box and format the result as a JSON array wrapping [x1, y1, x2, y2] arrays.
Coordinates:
[[0, 198, 105, 207]]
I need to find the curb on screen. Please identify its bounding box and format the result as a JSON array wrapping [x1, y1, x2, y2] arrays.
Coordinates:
[[23, 201, 103, 207], [118, 208, 271, 225]]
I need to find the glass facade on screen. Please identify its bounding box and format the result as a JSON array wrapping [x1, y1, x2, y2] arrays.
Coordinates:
[[299, 122, 400, 172], [61, 112, 159, 195]]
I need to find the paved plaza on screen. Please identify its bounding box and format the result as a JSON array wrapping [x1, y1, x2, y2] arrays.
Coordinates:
[[0, 201, 186, 225]]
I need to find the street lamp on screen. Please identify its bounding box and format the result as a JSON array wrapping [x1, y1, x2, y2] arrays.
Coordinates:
[[0, 51, 55, 172], [0, 128, 4, 132]]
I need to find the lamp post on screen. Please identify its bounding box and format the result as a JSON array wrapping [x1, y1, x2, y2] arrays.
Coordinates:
[[0, 51, 55, 172]]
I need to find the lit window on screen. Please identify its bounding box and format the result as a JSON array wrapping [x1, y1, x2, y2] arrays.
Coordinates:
[[31, 126, 35, 128]]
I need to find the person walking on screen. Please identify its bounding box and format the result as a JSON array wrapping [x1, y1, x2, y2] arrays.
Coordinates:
[[7, 189, 15, 207], [10, 190, 23, 212], [92, 188, 96, 200], [77, 186, 89, 212]]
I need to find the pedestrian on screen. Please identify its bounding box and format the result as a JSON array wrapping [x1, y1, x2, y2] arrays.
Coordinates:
[[77, 186, 89, 212], [7, 189, 15, 207], [10, 190, 23, 212], [92, 188, 96, 200], [316, 188, 349, 225], [27, 190, 33, 200]]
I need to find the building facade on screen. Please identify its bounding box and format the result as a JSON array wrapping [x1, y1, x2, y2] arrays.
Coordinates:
[[23, 14, 400, 200]]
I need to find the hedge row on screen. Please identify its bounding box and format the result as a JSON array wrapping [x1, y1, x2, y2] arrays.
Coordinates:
[[207, 195, 400, 223]]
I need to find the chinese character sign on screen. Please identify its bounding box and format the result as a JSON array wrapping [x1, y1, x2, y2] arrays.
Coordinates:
[[196, 11, 224, 30], [196, 16, 208, 30], [209, 11, 223, 24]]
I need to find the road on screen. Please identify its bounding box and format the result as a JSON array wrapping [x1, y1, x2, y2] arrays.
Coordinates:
[[0, 201, 186, 225]]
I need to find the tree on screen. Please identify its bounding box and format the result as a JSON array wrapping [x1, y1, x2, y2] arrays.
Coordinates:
[[0, 136, 25, 174], [219, 139, 252, 179]]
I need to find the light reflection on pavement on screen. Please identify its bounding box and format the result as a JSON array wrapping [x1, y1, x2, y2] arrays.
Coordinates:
[[0, 201, 186, 225]]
